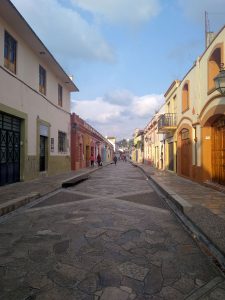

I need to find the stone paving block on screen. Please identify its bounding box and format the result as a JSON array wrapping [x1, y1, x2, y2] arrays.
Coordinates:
[[53, 239, 70, 254], [159, 286, 184, 300], [118, 261, 149, 281], [78, 274, 100, 294], [100, 287, 130, 300], [144, 265, 163, 295], [172, 275, 196, 294], [85, 228, 106, 238]]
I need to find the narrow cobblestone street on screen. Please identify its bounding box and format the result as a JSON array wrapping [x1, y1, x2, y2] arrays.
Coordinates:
[[0, 162, 224, 300]]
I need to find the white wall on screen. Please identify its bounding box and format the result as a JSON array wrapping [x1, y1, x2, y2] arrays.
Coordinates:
[[0, 16, 71, 156]]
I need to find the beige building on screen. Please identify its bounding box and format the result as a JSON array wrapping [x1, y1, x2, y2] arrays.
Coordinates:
[[144, 105, 165, 169], [158, 81, 179, 172], [132, 129, 144, 163], [0, 0, 78, 185], [143, 25, 225, 187], [176, 26, 225, 185]]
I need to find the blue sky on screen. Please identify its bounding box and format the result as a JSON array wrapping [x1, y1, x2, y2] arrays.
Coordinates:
[[12, 0, 225, 139]]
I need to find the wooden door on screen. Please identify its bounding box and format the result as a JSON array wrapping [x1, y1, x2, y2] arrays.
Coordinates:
[[180, 129, 191, 177], [168, 142, 174, 171], [212, 118, 225, 185]]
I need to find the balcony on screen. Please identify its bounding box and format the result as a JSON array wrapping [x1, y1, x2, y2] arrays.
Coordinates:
[[158, 113, 177, 133]]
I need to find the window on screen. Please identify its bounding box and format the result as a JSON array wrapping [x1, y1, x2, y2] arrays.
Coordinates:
[[182, 82, 189, 113], [51, 138, 54, 152], [39, 65, 46, 95], [208, 46, 222, 92], [4, 31, 17, 74], [58, 84, 63, 107], [181, 128, 189, 140], [58, 131, 67, 152]]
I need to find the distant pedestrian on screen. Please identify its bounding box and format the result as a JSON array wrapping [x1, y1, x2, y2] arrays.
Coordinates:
[[90, 153, 94, 167], [113, 155, 117, 165], [97, 154, 102, 167]]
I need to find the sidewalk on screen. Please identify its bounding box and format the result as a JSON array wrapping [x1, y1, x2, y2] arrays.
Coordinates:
[[134, 162, 225, 270], [0, 163, 110, 216]]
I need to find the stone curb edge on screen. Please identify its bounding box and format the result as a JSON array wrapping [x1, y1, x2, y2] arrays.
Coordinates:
[[0, 192, 40, 217], [132, 162, 225, 272]]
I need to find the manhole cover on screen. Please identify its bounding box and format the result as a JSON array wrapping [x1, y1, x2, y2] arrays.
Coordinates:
[[32, 192, 89, 208]]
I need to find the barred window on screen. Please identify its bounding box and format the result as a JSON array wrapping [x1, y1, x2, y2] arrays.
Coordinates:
[[4, 31, 17, 74], [58, 131, 67, 152]]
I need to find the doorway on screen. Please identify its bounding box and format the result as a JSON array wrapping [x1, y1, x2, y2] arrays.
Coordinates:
[[39, 135, 47, 172], [168, 142, 174, 171], [212, 117, 225, 185], [0, 112, 21, 185]]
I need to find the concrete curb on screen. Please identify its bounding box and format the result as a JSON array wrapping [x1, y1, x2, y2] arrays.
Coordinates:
[[62, 174, 89, 188], [0, 192, 40, 216], [150, 175, 192, 212]]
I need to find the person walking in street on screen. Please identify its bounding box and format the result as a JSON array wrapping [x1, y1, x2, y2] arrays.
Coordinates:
[[97, 153, 102, 167], [90, 153, 94, 167], [113, 155, 117, 165]]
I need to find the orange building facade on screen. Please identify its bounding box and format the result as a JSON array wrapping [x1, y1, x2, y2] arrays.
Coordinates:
[[71, 113, 113, 171]]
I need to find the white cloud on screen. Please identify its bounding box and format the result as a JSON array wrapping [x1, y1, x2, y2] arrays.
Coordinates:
[[71, 0, 161, 25], [71, 91, 164, 138], [72, 98, 124, 124], [11, 0, 115, 63], [132, 94, 164, 117]]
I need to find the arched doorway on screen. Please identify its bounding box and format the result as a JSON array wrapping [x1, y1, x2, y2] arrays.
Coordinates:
[[212, 116, 225, 185], [180, 128, 191, 177]]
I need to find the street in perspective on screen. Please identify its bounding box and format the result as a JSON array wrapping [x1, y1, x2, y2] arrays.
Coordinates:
[[1, 1, 225, 300], [0, 161, 225, 300]]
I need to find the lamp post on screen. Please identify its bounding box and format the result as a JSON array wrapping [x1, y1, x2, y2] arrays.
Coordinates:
[[214, 63, 225, 95]]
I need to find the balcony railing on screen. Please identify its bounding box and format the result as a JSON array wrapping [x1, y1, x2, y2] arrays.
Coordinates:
[[158, 113, 177, 133]]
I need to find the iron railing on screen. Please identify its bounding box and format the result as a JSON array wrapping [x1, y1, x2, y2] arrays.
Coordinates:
[[158, 113, 177, 131]]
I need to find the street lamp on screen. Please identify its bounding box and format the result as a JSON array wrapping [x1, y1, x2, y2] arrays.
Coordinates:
[[214, 63, 225, 95]]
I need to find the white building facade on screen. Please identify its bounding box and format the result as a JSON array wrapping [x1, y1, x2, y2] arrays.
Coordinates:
[[0, 0, 78, 185]]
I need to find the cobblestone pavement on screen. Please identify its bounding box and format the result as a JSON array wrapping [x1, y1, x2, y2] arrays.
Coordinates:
[[0, 162, 224, 299]]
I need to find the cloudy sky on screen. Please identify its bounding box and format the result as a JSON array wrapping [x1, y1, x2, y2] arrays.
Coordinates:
[[12, 0, 225, 139]]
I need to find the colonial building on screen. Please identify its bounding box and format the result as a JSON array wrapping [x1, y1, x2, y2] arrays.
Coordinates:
[[143, 25, 225, 187], [176, 25, 225, 185], [158, 81, 179, 172], [0, 0, 78, 185], [132, 129, 144, 163], [144, 104, 165, 169], [71, 113, 113, 170]]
